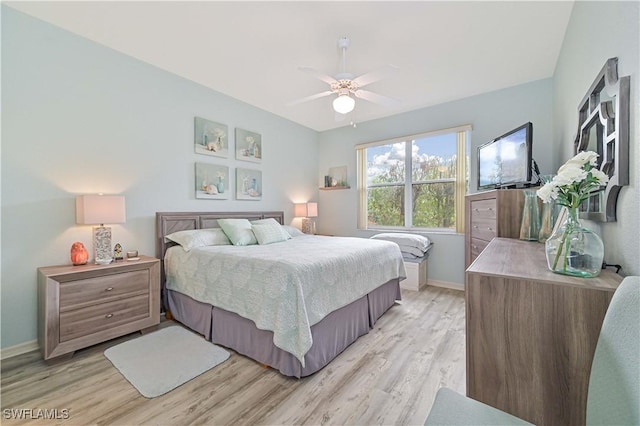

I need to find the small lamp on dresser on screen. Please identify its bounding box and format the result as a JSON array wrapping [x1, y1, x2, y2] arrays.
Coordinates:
[[295, 202, 318, 234], [76, 194, 126, 264]]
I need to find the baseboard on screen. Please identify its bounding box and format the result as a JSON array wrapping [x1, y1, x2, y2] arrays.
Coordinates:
[[1, 313, 169, 361], [0, 340, 39, 360], [428, 279, 464, 292]]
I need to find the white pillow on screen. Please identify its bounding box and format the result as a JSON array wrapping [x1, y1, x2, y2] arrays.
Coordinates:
[[217, 218, 258, 246], [165, 228, 231, 251], [282, 225, 304, 237]]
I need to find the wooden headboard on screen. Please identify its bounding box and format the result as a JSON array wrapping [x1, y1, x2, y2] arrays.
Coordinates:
[[156, 210, 284, 260]]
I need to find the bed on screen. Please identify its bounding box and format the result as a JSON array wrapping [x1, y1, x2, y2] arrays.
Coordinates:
[[156, 211, 406, 377]]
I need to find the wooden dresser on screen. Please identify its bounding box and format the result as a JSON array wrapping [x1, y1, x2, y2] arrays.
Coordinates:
[[465, 189, 528, 268], [38, 256, 160, 361], [466, 238, 622, 425]]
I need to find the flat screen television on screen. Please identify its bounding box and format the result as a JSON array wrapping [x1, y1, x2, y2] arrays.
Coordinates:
[[478, 122, 533, 189]]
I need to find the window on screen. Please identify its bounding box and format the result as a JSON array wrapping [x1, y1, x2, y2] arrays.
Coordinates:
[[357, 125, 470, 232]]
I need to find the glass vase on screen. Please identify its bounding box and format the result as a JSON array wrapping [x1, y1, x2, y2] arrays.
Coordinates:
[[538, 200, 559, 243], [545, 207, 604, 277], [537, 175, 558, 243], [519, 190, 541, 241]]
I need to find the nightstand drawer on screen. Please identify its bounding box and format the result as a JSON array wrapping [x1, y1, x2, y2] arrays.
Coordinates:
[[59, 294, 150, 342], [60, 269, 149, 312]]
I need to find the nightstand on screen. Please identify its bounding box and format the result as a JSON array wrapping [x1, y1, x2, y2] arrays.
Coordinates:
[[38, 256, 160, 361]]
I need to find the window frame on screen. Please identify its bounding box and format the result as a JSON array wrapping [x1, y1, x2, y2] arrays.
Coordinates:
[[357, 125, 471, 233]]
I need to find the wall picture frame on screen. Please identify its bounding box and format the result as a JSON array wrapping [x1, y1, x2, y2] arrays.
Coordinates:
[[235, 128, 262, 163], [194, 117, 228, 158], [236, 168, 262, 200], [195, 162, 229, 199]]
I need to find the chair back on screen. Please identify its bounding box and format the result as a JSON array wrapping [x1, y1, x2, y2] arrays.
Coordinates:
[[586, 276, 639, 425]]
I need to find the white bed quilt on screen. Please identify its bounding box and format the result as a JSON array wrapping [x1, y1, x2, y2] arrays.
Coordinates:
[[165, 235, 406, 366]]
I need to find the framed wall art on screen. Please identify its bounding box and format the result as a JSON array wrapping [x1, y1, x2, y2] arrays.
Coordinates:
[[194, 117, 228, 158], [195, 162, 229, 200], [235, 128, 262, 163], [236, 168, 262, 200]]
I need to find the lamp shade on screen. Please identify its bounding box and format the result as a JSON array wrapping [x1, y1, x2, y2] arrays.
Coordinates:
[[306, 202, 318, 218], [76, 195, 126, 225], [333, 94, 355, 114], [294, 203, 308, 217]]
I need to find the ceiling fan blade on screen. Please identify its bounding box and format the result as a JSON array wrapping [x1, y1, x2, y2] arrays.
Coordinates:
[[354, 89, 401, 107], [298, 66, 337, 85], [286, 90, 334, 107], [353, 64, 399, 87]]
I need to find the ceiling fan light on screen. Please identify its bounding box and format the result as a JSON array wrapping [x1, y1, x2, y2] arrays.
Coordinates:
[[333, 94, 355, 114]]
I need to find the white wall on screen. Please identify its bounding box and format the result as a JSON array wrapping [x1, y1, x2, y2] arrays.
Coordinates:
[[1, 7, 318, 349], [318, 79, 554, 286], [553, 1, 639, 276]]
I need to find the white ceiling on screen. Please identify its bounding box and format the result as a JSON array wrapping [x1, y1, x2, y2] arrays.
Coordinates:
[[6, 1, 574, 132]]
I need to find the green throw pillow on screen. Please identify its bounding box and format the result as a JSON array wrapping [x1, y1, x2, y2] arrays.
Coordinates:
[[217, 218, 258, 246], [251, 221, 292, 245]]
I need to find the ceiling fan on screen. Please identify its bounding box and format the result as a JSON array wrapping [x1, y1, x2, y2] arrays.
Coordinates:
[[288, 37, 400, 117]]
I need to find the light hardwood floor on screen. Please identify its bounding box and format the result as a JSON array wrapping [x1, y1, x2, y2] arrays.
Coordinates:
[[1, 286, 465, 425]]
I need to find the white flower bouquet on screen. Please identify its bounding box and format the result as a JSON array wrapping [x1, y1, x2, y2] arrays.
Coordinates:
[[537, 151, 609, 209], [537, 151, 608, 277]]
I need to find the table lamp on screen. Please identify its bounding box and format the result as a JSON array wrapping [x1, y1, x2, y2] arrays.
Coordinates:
[[295, 202, 318, 234], [76, 194, 126, 264]]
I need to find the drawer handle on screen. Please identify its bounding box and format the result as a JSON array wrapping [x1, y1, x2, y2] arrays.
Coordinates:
[[474, 208, 478, 211], [105, 313, 114, 319], [105, 287, 114, 292], [487, 227, 493, 230], [488, 207, 493, 210], [472, 245, 477, 249], [473, 225, 478, 229]]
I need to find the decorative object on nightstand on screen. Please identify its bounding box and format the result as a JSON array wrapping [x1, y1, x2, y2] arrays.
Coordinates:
[[295, 202, 318, 234], [537, 151, 608, 277], [113, 243, 123, 261], [76, 194, 126, 265], [70, 242, 89, 266]]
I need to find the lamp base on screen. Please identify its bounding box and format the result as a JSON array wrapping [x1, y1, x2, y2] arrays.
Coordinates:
[[93, 226, 113, 264], [302, 218, 316, 235]]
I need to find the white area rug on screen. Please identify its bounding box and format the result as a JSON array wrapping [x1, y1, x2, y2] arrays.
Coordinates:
[[104, 325, 230, 398]]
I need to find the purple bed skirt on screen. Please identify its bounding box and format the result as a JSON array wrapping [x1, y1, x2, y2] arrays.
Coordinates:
[[167, 279, 401, 378]]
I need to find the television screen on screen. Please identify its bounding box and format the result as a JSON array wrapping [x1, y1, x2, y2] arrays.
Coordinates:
[[478, 122, 532, 189]]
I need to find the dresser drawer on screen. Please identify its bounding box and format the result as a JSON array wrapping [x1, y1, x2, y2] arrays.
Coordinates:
[[470, 238, 490, 263], [59, 294, 150, 342], [60, 269, 149, 312], [470, 217, 498, 242], [470, 198, 497, 220]]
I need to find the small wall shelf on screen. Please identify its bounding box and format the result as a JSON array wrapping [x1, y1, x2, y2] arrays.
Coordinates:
[[319, 186, 350, 191]]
